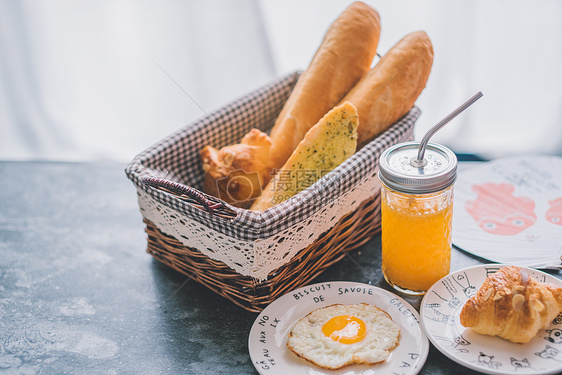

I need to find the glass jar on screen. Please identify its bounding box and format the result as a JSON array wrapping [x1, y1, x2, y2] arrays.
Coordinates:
[[378, 141, 458, 295]]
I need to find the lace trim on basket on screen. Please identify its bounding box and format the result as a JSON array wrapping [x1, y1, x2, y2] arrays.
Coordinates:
[[137, 171, 381, 281]]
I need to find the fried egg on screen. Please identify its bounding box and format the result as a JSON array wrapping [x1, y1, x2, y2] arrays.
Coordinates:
[[286, 303, 400, 370]]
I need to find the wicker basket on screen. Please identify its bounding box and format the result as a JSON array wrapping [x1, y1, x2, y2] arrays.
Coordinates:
[[126, 71, 418, 312]]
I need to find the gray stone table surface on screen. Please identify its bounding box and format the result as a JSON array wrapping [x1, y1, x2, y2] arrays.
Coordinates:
[[1, 161, 560, 374]]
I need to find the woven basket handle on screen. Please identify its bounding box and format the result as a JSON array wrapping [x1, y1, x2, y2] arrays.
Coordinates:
[[141, 177, 233, 216]]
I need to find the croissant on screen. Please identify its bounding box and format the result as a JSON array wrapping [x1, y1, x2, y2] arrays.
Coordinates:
[[460, 266, 562, 343], [200, 129, 272, 208]]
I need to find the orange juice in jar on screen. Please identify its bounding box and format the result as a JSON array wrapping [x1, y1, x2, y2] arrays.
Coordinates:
[[378, 142, 457, 295]]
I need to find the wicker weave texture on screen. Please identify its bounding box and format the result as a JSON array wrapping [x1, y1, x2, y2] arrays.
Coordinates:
[[144, 194, 381, 312]]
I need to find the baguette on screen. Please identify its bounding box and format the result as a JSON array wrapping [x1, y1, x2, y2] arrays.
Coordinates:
[[341, 31, 433, 149], [267, 1, 381, 172], [251, 102, 358, 211]]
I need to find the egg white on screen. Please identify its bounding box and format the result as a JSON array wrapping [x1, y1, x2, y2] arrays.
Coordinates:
[[287, 303, 400, 370]]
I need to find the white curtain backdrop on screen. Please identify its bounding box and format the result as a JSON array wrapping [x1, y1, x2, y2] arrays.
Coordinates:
[[1, 0, 561, 162]]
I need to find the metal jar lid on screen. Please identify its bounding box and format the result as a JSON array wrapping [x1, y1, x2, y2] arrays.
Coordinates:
[[378, 141, 458, 194]]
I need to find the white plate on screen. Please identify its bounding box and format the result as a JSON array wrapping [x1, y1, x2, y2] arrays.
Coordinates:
[[420, 264, 562, 375], [248, 281, 429, 375], [452, 155, 562, 269]]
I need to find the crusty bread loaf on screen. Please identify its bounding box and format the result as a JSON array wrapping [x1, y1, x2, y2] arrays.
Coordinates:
[[267, 1, 381, 172], [341, 31, 433, 149]]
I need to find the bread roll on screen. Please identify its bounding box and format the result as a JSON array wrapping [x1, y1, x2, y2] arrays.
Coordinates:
[[267, 1, 381, 172], [341, 31, 433, 149], [201, 129, 271, 208]]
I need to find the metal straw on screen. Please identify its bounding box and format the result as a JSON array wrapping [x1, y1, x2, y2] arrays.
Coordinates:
[[411, 91, 483, 167]]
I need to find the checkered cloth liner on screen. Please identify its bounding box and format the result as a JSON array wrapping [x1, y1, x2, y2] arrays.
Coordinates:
[[126, 71, 419, 242]]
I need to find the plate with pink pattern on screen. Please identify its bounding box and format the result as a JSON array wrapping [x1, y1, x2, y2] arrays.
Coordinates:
[[452, 155, 562, 269]]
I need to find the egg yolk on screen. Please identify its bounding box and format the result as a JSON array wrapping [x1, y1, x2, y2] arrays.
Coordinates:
[[322, 315, 367, 344]]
